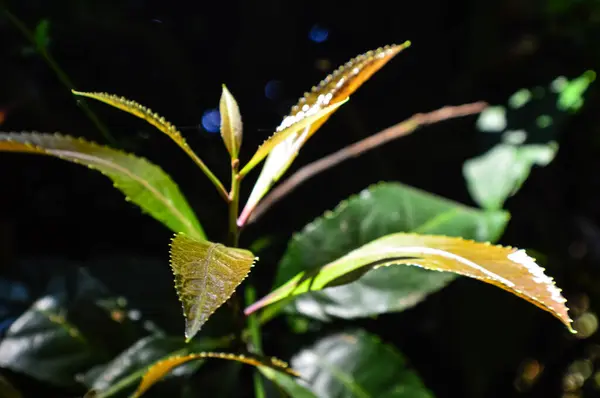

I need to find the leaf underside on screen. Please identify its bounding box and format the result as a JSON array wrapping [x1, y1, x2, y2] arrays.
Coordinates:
[[0, 132, 204, 238], [247, 233, 573, 332], [241, 42, 411, 222], [170, 233, 256, 341], [133, 352, 298, 398]]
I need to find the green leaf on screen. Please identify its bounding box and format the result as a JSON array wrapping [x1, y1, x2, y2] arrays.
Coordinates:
[[262, 182, 509, 321], [0, 295, 102, 386], [219, 85, 243, 159], [0, 132, 204, 239], [34, 19, 50, 50], [556, 70, 596, 112], [239, 43, 411, 224], [291, 329, 434, 398], [133, 352, 298, 398], [170, 233, 256, 341], [463, 142, 558, 211], [86, 335, 227, 398], [239, 100, 347, 177], [259, 366, 317, 398], [247, 232, 574, 333]]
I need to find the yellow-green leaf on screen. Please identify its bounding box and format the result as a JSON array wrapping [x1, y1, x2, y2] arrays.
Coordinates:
[[170, 233, 256, 341], [239, 99, 347, 177], [219, 85, 243, 159], [239, 42, 411, 224], [133, 352, 298, 398], [70, 91, 221, 190], [0, 132, 204, 239], [246, 233, 574, 333]]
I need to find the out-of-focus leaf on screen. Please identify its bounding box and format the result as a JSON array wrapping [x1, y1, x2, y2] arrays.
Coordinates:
[[247, 232, 574, 332], [219, 85, 243, 159], [0, 375, 22, 398], [0, 132, 204, 239], [292, 329, 434, 397], [34, 19, 50, 50], [256, 182, 508, 321], [133, 352, 298, 398], [170, 233, 256, 341], [239, 43, 410, 224], [463, 142, 558, 211], [556, 70, 596, 112], [260, 366, 317, 398], [239, 100, 347, 177], [0, 295, 100, 386]]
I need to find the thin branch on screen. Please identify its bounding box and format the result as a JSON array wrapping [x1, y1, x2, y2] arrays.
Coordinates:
[[246, 101, 488, 225]]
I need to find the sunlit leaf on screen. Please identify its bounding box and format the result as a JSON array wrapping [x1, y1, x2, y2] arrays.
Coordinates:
[[291, 329, 433, 398], [271, 182, 509, 321], [133, 352, 298, 398], [246, 233, 574, 332], [239, 42, 411, 224], [239, 100, 347, 177], [0, 132, 204, 239], [556, 70, 595, 112], [70, 91, 220, 187], [464, 142, 558, 211], [219, 85, 243, 159], [170, 233, 256, 341]]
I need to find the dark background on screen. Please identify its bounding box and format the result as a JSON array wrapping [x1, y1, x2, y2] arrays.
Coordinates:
[[1, 0, 600, 397]]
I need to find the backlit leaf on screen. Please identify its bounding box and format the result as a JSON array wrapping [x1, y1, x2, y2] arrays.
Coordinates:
[[219, 85, 243, 159], [239, 43, 410, 224], [0, 132, 204, 239], [133, 352, 298, 398], [239, 100, 347, 177], [170, 233, 256, 341], [246, 233, 574, 332], [291, 329, 433, 398], [271, 182, 509, 321], [70, 91, 214, 179]]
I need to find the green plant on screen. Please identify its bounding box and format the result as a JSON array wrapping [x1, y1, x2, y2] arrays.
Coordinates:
[[0, 42, 576, 397]]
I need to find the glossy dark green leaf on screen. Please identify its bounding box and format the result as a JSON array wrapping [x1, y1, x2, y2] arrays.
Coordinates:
[[256, 182, 509, 320], [0, 295, 101, 386], [291, 329, 434, 398]]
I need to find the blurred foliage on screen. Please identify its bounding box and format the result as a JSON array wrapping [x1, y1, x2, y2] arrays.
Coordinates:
[[0, 1, 600, 398]]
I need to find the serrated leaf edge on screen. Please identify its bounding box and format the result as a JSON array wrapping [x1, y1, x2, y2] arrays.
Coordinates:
[[168, 233, 258, 341], [0, 131, 202, 238]]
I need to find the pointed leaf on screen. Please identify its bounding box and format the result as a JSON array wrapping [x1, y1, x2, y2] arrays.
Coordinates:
[[0, 132, 204, 238], [170, 233, 256, 340], [133, 352, 298, 398], [240, 43, 411, 224], [247, 233, 574, 332], [271, 182, 509, 321], [219, 85, 243, 158], [239, 99, 347, 177], [291, 329, 433, 398]]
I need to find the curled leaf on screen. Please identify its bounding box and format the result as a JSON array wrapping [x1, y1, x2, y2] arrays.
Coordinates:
[[0, 132, 204, 238], [133, 352, 298, 398], [219, 85, 243, 158], [239, 99, 347, 177], [246, 233, 574, 333], [170, 233, 256, 341], [240, 42, 411, 224]]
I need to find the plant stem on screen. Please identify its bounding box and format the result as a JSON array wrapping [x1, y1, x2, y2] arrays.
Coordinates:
[[245, 286, 266, 398], [228, 159, 241, 246], [3, 9, 117, 146]]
